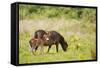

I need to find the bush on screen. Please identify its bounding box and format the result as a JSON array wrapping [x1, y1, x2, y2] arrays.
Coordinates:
[[19, 4, 96, 23]]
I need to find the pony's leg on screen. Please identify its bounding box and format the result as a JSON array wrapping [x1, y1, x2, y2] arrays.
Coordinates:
[[40, 45, 44, 55], [47, 45, 52, 53], [56, 43, 59, 52]]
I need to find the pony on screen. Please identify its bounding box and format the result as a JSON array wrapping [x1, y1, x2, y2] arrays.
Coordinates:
[[29, 30, 68, 55], [44, 31, 68, 52]]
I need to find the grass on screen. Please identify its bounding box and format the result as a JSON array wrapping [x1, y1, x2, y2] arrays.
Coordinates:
[[19, 18, 96, 64]]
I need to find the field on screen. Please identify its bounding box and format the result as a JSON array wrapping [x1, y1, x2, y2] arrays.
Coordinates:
[[19, 4, 96, 64], [19, 19, 96, 64]]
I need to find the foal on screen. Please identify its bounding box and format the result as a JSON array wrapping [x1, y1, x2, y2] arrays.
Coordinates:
[[29, 35, 48, 55]]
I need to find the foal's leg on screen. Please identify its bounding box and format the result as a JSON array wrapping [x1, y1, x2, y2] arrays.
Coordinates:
[[55, 43, 59, 52], [29, 41, 35, 55], [40, 45, 44, 55], [31, 47, 35, 55], [35, 46, 38, 52], [47, 45, 52, 53]]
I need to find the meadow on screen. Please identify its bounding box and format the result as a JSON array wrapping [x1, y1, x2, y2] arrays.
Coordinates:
[[19, 4, 96, 64]]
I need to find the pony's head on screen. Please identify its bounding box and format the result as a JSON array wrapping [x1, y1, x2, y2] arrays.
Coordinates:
[[61, 41, 68, 52]]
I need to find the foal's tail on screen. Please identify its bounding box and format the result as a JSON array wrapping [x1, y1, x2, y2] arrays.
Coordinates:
[[29, 40, 36, 55], [29, 40, 33, 48], [60, 39, 68, 52]]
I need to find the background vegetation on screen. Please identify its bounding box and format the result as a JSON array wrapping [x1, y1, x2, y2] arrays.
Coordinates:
[[19, 4, 96, 64]]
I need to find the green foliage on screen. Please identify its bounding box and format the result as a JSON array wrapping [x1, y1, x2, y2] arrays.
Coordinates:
[[19, 4, 96, 23]]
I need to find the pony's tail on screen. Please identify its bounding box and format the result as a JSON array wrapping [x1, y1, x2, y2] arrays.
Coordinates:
[[60, 40, 68, 52]]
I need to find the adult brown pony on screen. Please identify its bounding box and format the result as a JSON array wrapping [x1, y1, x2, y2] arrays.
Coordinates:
[[44, 31, 68, 52]]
